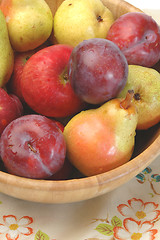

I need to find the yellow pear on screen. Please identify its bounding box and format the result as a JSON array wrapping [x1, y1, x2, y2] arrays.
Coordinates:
[[53, 0, 114, 47], [0, 0, 53, 52], [118, 65, 160, 129], [0, 10, 14, 87], [63, 91, 138, 176]]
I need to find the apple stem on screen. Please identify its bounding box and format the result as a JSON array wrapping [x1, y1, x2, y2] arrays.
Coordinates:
[[120, 90, 134, 109], [61, 67, 69, 85], [63, 72, 68, 81]]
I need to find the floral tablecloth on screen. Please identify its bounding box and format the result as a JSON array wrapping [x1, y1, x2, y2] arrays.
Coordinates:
[[0, 3, 159, 240]]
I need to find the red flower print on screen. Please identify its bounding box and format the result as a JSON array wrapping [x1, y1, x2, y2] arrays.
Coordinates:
[[117, 198, 160, 223], [114, 218, 157, 240], [0, 215, 33, 240]]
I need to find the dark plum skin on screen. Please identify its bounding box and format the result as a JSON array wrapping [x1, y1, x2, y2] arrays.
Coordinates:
[[0, 114, 66, 179], [68, 38, 128, 104], [107, 12, 160, 67]]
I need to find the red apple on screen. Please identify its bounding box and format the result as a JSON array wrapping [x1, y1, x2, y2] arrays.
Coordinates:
[[7, 50, 36, 102], [21, 44, 84, 118], [0, 114, 66, 179], [0, 88, 23, 135], [7, 43, 50, 102], [107, 12, 160, 67]]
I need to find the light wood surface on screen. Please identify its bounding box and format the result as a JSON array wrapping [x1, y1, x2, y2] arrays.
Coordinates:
[[101, 0, 143, 18], [0, 0, 159, 204]]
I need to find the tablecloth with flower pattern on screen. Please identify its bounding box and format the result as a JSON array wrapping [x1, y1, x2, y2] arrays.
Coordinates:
[[0, 3, 159, 240], [0, 153, 159, 240]]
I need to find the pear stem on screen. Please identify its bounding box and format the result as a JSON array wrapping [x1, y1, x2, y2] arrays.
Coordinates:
[[120, 90, 134, 109]]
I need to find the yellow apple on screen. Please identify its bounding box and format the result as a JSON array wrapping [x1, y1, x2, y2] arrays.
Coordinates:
[[53, 0, 115, 47]]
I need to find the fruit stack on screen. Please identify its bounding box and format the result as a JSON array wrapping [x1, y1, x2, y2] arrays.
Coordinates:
[[0, 0, 159, 181]]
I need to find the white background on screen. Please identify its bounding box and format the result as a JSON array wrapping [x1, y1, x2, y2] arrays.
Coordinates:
[[126, 0, 160, 9], [125, 0, 160, 24]]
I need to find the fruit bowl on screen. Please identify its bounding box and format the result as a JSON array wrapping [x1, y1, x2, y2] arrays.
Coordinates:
[[0, 0, 159, 204]]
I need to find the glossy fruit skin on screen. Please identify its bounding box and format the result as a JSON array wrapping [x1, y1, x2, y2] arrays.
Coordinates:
[[107, 12, 160, 67], [7, 50, 35, 102], [68, 38, 128, 104], [21, 44, 84, 118], [0, 114, 66, 179], [7, 43, 49, 103], [0, 88, 23, 135], [63, 95, 138, 176]]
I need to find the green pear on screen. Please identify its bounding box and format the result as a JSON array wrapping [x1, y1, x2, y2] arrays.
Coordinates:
[[53, 0, 114, 47], [0, 10, 14, 87], [118, 65, 160, 130], [63, 91, 138, 176], [1, 0, 53, 52]]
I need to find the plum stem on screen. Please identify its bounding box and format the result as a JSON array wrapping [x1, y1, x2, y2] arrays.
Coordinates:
[[120, 90, 134, 109], [28, 142, 37, 153]]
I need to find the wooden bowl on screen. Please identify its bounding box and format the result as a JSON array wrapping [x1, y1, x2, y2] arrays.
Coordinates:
[[0, 0, 159, 204]]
